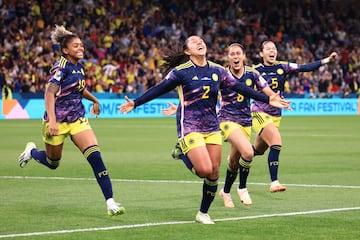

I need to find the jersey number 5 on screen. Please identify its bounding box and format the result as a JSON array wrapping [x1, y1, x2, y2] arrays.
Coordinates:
[[271, 77, 279, 89]]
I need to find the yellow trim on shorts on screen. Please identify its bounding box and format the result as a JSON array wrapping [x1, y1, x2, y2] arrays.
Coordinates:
[[220, 121, 251, 141], [42, 117, 92, 145], [251, 112, 281, 134], [179, 131, 222, 154]]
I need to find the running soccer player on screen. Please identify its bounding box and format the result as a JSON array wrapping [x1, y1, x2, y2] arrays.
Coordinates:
[[18, 25, 125, 217], [119, 36, 289, 224], [164, 43, 287, 208], [252, 40, 338, 192], [218, 43, 279, 208]]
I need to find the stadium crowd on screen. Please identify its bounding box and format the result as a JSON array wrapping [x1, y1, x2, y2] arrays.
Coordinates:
[[0, 0, 359, 98]]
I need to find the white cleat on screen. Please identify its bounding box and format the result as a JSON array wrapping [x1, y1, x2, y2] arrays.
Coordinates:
[[107, 198, 126, 216], [237, 188, 252, 205], [19, 142, 36, 168], [270, 180, 287, 193], [219, 188, 235, 208], [195, 211, 215, 224]]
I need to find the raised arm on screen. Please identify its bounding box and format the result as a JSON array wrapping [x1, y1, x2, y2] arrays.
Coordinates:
[[119, 75, 178, 114], [299, 52, 338, 72]]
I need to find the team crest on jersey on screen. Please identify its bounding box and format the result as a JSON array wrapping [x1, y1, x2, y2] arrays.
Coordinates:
[[212, 73, 219, 81], [246, 78, 252, 86], [277, 68, 284, 75]]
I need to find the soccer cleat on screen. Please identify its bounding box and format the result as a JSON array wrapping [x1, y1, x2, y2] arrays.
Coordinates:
[[171, 142, 182, 160], [19, 142, 36, 168], [195, 211, 215, 224], [107, 198, 126, 217], [270, 180, 287, 193], [219, 188, 235, 208], [237, 188, 252, 205]]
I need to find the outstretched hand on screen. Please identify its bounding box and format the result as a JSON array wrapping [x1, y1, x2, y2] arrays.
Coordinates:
[[119, 96, 135, 114], [328, 52, 338, 62], [162, 102, 178, 116], [269, 92, 291, 110]]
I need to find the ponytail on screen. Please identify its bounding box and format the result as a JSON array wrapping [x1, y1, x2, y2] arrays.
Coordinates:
[[161, 41, 189, 76]]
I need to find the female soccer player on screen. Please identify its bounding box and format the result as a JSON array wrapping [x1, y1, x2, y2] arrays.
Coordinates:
[[164, 43, 286, 208], [252, 40, 338, 192], [18, 25, 125, 217], [218, 43, 278, 208], [119, 36, 289, 224]]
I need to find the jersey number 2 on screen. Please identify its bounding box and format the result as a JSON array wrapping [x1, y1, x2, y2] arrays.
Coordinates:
[[202, 85, 210, 99]]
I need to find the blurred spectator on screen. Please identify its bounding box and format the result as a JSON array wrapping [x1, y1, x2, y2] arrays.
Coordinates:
[[0, 67, 6, 91], [0, 0, 359, 98], [343, 71, 360, 97], [317, 70, 332, 98], [2, 81, 12, 99]]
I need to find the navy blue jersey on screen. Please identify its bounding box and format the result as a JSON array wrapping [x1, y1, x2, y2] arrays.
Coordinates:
[[218, 66, 268, 127], [252, 60, 321, 116], [133, 60, 269, 139], [252, 61, 302, 116], [43, 56, 87, 122]]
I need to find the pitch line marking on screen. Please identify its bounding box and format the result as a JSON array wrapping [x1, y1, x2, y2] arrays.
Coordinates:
[[0, 207, 359, 239], [1, 176, 360, 189]]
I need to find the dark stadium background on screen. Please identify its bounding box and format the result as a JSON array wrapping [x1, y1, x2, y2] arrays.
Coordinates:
[[0, 0, 359, 98]]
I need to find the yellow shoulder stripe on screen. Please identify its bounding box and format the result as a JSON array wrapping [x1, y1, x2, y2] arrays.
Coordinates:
[[175, 61, 193, 71], [59, 56, 68, 68], [208, 60, 225, 69]]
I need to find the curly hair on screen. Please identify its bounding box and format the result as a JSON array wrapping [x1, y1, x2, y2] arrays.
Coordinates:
[[51, 25, 79, 55]]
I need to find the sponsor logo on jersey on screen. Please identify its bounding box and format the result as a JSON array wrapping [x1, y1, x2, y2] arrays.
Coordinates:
[[72, 70, 83, 74]]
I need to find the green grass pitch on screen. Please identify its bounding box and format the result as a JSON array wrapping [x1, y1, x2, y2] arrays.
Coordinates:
[[0, 116, 359, 239]]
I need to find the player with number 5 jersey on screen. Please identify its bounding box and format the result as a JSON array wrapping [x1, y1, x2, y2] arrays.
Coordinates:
[[251, 40, 338, 192]]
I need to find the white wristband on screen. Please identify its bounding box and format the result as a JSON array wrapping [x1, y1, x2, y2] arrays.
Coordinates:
[[323, 57, 330, 64]]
